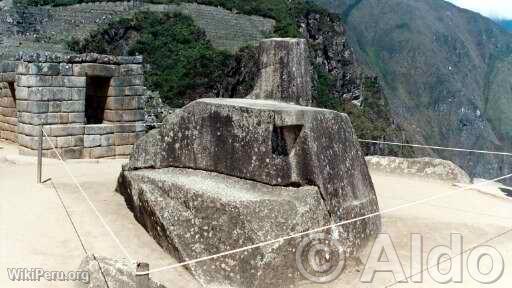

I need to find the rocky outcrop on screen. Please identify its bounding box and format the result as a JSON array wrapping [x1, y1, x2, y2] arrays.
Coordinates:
[[118, 38, 381, 288], [247, 38, 312, 106], [297, 7, 412, 157], [298, 8, 361, 104], [366, 156, 472, 183], [77, 255, 166, 288], [143, 89, 176, 130]]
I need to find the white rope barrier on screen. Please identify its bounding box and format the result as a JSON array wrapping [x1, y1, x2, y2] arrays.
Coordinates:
[[41, 126, 135, 264], [36, 123, 512, 276], [359, 139, 512, 157], [43, 122, 163, 129], [137, 172, 512, 275]]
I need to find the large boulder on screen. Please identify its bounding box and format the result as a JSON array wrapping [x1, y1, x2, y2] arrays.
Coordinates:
[[366, 156, 471, 183], [118, 167, 330, 287]]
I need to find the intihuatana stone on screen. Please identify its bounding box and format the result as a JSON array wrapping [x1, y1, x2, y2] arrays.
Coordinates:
[[118, 98, 381, 287], [247, 38, 312, 106], [127, 98, 378, 219], [117, 38, 380, 288]]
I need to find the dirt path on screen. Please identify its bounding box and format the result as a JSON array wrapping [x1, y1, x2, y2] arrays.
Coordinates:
[[1, 140, 511, 287]]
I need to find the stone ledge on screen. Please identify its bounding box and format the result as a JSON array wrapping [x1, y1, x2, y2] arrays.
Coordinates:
[[15, 75, 86, 88], [15, 52, 143, 65], [365, 156, 471, 184]]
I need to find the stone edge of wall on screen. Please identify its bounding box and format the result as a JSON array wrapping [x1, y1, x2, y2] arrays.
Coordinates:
[[15, 52, 143, 64]]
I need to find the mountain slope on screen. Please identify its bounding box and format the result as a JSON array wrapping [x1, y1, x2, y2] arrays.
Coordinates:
[[496, 20, 512, 32], [313, 0, 512, 182]]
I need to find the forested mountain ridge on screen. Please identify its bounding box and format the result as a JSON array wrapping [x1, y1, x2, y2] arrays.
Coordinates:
[[313, 0, 512, 182]]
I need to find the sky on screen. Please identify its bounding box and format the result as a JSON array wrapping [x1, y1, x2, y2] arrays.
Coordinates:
[[447, 0, 512, 20]]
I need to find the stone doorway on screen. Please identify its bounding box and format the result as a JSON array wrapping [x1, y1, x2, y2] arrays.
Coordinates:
[[7, 82, 15, 103], [0, 81, 17, 142], [85, 76, 110, 124]]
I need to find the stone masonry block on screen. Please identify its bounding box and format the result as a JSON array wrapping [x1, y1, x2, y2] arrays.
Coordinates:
[[47, 125, 84, 137], [85, 124, 114, 135], [16, 76, 85, 89], [49, 102, 62, 113], [104, 110, 144, 122], [82, 148, 92, 159], [60, 147, 83, 159], [1, 98, 16, 109], [16, 123, 41, 137], [90, 146, 115, 158], [1, 131, 17, 142], [73, 63, 119, 77], [16, 75, 64, 87], [17, 87, 51, 101], [0, 107, 16, 117], [113, 132, 139, 146], [23, 88, 86, 101], [109, 75, 144, 87], [0, 61, 16, 73], [1, 116, 17, 126], [16, 101, 49, 113], [16, 62, 61, 76], [105, 96, 145, 110], [84, 135, 101, 148], [60, 64, 74, 76], [107, 86, 144, 97], [0, 72, 16, 82], [119, 64, 143, 76], [48, 113, 70, 125], [61, 101, 85, 113], [104, 97, 125, 110], [57, 136, 84, 148], [16, 112, 43, 125], [101, 134, 114, 147], [18, 112, 73, 125], [64, 77, 86, 88], [113, 122, 146, 133], [0, 97, 16, 108], [17, 134, 57, 150], [0, 122, 16, 133], [70, 88, 86, 101], [115, 145, 133, 156], [69, 113, 86, 124]]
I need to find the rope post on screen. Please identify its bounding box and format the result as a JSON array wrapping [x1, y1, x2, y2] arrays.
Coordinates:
[[37, 125, 43, 184], [136, 262, 149, 288]]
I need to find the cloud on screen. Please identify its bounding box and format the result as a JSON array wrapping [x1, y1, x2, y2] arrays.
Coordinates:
[[447, 0, 512, 19]]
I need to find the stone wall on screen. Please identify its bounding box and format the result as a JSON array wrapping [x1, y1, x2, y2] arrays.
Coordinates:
[[0, 52, 145, 159], [0, 61, 17, 142], [146, 3, 275, 51], [0, 2, 275, 61]]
